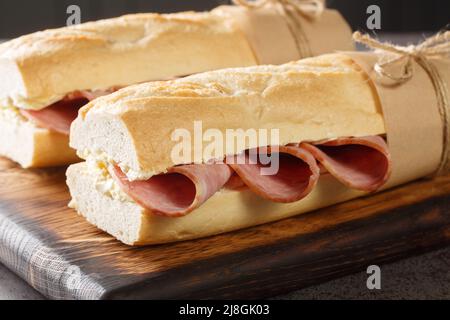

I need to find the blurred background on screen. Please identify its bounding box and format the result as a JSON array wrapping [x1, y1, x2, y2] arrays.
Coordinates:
[[0, 0, 449, 38]]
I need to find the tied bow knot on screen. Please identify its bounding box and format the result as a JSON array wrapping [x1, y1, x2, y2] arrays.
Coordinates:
[[353, 31, 450, 83], [231, 0, 325, 20]]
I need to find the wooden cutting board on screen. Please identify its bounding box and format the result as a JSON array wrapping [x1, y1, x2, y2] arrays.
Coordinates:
[[0, 157, 449, 300]]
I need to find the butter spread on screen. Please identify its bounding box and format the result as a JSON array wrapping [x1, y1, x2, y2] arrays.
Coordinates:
[[0, 104, 28, 125], [85, 156, 133, 203]]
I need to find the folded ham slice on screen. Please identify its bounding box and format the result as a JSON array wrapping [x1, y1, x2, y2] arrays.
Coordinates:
[[110, 136, 391, 217], [111, 146, 321, 216], [226, 146, 320, 203], [20, 89, 118, 135], [112, 164, 233, 217], [300, 136, 391, 192]]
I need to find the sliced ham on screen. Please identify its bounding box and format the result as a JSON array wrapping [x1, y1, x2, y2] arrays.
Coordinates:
[[20, 97, 89, 135], [226, 146, 320, 203], [224, 173, 247, 190], [20, 88, 119, 135], [300, 136, 391, 192], [111, 164, 233, 217], [110, 136, 390, 217], [110, 146, 320, 216]]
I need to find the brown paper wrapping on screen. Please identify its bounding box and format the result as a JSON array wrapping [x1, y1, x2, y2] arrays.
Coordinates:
[[299, 10, 355, 60], [213, 5, 354, 64], [345, 52, 450, 189]]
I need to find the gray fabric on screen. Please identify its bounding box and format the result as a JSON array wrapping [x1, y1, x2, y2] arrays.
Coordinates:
[[0, 214, 105, 300], [2, 247, 450, 300]]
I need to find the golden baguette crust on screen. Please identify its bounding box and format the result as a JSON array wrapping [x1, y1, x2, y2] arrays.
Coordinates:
[[67, 162, 365, 246], [0, 11, 257, 110], [71, 54, 386, 180], [0, 114, 79, 168]]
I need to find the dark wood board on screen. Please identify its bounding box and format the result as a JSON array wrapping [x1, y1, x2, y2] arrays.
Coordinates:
[[0, 157, 449, 300]]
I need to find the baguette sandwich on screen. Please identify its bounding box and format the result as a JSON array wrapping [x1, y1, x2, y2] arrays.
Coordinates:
[[0, 5, 352, 168], [67, 54, 391, 246]]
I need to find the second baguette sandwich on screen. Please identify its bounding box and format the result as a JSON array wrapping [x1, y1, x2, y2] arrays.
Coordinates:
[[1, 4, 352, 168], [0, 11, 256, 168], [67, 54, 390, 245]]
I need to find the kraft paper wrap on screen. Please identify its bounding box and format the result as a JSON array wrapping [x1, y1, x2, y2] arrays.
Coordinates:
[[213, 4, 354, 64], [345, 51, 450, 189]]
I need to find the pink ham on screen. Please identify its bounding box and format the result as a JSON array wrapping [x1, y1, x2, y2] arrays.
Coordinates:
[[226, 146, 320, 203], [20, 97, 89, 135], [110, 136, 391, 217], [20, 89, 119, 135], [300, 136, 391, 192], [224, 173, 247, 190], [111, 146, 320, 215], [111, 164, 233, 217]]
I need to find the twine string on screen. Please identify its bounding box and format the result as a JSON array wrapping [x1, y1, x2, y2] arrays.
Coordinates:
[[231, 0, 324, 19], [231, 0, 325, 58], [353, 31, 450, 82], [353, 31, 450, 174]]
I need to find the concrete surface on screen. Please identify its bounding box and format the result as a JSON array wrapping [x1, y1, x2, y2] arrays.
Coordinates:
[[279, 247, 450, 300], [1, 246, 449, 300], [0, 264, 44, 300]]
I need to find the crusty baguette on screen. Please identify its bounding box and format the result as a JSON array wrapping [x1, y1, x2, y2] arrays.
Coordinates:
[[0, 110, 79, 168], [0, 6, 353, 111], [0, 7, 352, 169], [71, 53, 386, 181], [67, 53, 387, 245], [67, 162, 364, 245], [0, 12, 256, 111]]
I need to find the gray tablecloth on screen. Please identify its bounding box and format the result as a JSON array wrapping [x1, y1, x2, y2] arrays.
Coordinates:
[[1, 247, 449, 300]]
